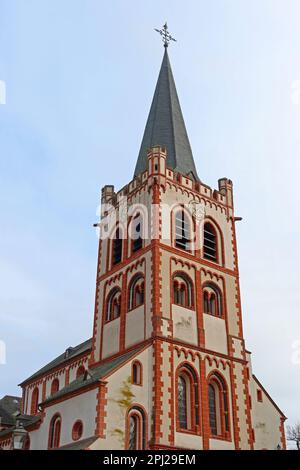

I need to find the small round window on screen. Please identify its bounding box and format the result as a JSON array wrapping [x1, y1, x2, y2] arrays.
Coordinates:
[[72, 420, 83, 441]]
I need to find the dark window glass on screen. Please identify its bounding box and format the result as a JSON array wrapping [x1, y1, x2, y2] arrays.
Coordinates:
[[175, 210, 190, 251], [178, 376, 188, 429], [132, 216, 143, 252], [112, 228, 122, 265]]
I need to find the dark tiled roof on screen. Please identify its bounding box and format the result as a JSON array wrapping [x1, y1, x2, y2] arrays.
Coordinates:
[[0, 396, 21, 425], [42, 345, 145, 406], [0, 396, 21, 415], [19, 338, 92, 385], [18, 414, 41, 428], [58, 436, 99, 450], [0, 428, 13, 439], [135, 48, 199, 181], [0, 405, 14, 426]]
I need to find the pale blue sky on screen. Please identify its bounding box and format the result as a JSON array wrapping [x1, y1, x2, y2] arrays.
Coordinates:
[[0, 0, 300, 443]]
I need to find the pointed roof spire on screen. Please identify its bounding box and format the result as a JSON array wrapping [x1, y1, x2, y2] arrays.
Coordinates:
[[134, 33, 199, 181]]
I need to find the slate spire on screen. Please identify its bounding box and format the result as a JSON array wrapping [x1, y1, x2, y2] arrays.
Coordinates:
[[134, 48, 199, 181]]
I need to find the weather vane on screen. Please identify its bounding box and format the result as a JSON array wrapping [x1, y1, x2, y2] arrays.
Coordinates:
[[155, 22, 176, 48]]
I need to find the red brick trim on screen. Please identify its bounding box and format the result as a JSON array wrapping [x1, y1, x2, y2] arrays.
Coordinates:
[[95, 382, 108, 438]]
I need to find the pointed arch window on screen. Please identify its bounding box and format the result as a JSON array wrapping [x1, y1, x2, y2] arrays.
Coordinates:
[[48, 414, 61, 449], [203, 283, 222, 317], [175, 209, 191, 251], [31, 387, 39, 415], [176, 365, 199, 432], [112, 227, 123, 266], [127, 407, 147, 450], [50, 378, 59, 395], [128, 275, 145, 311], [173, 273, 194, 308], [132, 213, 143, 253], [208, 373, 230, 438], [106, 288, 121, 322], [203, 222, 218, 262]]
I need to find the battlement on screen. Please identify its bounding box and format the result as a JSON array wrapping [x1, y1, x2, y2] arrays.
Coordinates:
[[101, 147, 234, 213]]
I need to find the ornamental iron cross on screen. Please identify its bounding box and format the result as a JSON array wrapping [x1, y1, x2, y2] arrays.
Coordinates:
[[155, 22, 176, 48]]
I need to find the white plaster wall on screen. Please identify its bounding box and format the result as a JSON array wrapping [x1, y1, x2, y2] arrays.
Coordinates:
[[102, 318, 120, 359], [249, 376, 283, 450], [125, 305, 145, 348], [209, 438, 235, 450], [29, 388, 98, 450], [172, 305, 197, 346], [203, 314, 227, 355], [100, 346, 152, 450], [175, 432, 202, 449]]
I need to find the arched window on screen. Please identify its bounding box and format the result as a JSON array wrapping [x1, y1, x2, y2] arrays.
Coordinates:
[[203, 284, 222, 317], [51, 378, 59, 395], [106, 288, 121, 322], [72, 420, 83, 441], [76, 365, 86, 379], [208, 373, 230, 437], [132, 361, 142, 385], [31, 387, 39, 415], [173, 273, 194, 308], [127, 407, 147, 450], [176, 365, 199, 431], [128, 275, 145, 310], [48, 414, 61, 449], [112, 228, 123, 266], [203, 222, 218, 262], [131, 213, 143, 253], [175, 209, 191, 251]]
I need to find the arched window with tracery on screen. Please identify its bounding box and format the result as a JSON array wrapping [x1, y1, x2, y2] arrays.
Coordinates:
[[48, 414, 61, 449], [203, 283, 223, 317], [127, 406, 147, 450], [132, 361, 142, 385], [131, 213, 143, 253], [203, 222, 218, 262], [31, 387, 39, 415], [128, 275, 145, 311], [208, 373, 230, 438], [112, 227, 123, 266], [76, 365, 86, 379], [106, 288, 121, 322], [175, 209, 191, 251], [51, 378, 59, 395], [173, 273, 194, 308], [176, 365, 199, 431]]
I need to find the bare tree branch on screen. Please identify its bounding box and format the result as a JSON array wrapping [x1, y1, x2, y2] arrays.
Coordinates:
[[287, 422, 300, 450]]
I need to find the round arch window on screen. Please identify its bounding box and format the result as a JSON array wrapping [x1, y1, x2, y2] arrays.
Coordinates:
[[72, 420, 83, 441]]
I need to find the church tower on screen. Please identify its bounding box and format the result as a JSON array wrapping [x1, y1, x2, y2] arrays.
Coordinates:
[[88, 28, 286, 450], [6, 25, 285, 452]]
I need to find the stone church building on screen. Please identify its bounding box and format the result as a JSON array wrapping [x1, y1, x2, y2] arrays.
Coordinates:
[[0, 36, 286, 450]]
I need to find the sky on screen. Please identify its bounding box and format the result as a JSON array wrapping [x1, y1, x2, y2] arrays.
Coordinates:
[[0, 0, 299, 448]]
